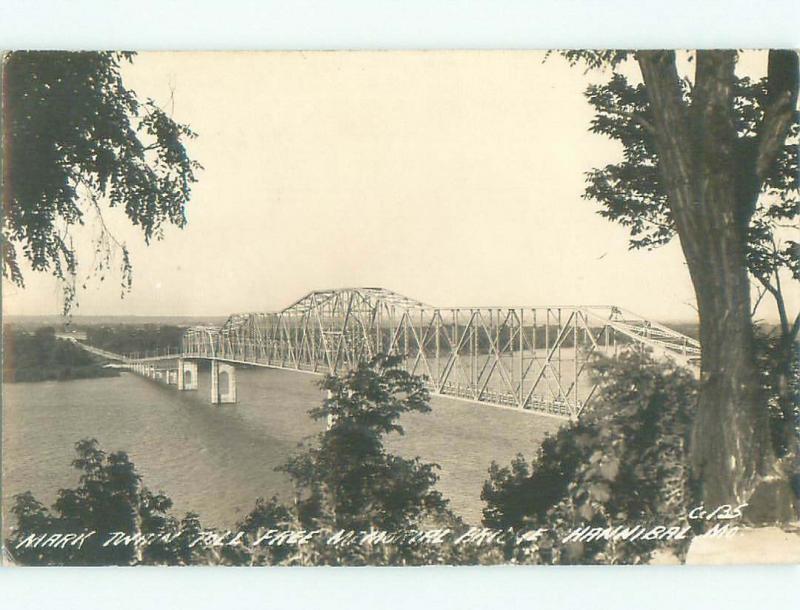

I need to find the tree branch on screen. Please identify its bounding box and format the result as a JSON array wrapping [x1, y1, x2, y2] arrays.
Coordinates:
[[756, 50, 799, 181], [751, 281, 768, 316], [771, 248, 791, 337], [754, 266, 793, 338], [635, 51, 702, 262], [755, 272, 780, 298]]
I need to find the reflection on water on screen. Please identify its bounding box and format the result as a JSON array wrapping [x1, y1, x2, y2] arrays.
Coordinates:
[[2, 367, 561, 532]]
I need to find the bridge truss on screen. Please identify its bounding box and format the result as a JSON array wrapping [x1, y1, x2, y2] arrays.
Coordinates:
[[182, 287, 699, 418]]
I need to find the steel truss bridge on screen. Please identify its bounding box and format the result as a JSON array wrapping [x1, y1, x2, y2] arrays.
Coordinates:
[[165, 287, 700, 419]]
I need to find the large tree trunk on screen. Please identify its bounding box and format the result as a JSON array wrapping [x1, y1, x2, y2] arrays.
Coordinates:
[[688, 198, 772, 508], [636, 51, 796, 517]]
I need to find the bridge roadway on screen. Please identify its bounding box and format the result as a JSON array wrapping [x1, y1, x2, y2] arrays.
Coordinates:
[[73, 287, 700, 419]]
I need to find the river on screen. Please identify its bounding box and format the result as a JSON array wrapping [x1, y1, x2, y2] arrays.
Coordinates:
[[2, 367, 562, 534]]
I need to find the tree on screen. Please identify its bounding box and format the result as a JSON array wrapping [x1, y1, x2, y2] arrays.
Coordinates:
[[270, 354, 458, 565], [283, 354, 449, 532], [563, 50, 799, 515], [2, 51, 200, 311]]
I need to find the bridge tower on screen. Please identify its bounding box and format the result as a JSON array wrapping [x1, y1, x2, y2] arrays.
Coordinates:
[[210, 360, 237, 404]]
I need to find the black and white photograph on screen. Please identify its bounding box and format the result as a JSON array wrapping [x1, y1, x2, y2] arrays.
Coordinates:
[[1, 48, 798, 569]]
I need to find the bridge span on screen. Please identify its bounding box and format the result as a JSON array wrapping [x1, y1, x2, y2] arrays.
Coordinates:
[[80, 287, 700, 419]]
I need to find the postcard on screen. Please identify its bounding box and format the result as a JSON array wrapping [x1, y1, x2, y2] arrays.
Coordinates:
[[1, 50, 798, 566]]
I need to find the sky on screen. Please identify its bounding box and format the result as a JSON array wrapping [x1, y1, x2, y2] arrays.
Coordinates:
[[3, 51, 795, 321]]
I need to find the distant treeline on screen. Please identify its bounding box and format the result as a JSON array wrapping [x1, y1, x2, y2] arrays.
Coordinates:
[[3, 326, 118, 383], [85, 325, 186, 356]]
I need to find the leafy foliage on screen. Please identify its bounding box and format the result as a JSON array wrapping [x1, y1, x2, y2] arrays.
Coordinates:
[[282, 354, 448, 531], [584, 69, 798, 273], [559, 50, 632, 70], [2, 51, 200, 310], [584, 73, 676, 249], [482, 350, 697, 564]]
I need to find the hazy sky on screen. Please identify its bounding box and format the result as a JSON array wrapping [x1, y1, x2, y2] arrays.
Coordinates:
[[3, 51, 795, 321]]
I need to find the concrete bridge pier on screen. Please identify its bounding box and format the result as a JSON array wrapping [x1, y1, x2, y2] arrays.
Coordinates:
[[210, 360, 237, 404], [177, 359, 198, 391]]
